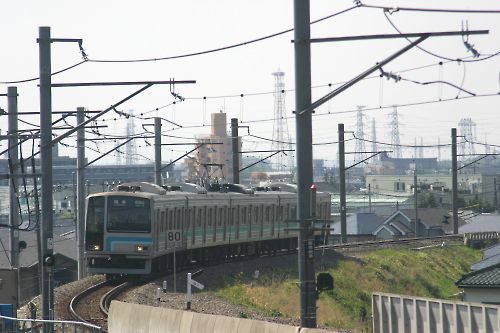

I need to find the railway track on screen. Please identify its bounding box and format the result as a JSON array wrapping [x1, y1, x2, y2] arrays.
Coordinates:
[[321, 234, 464, 253], [68, 278, 133, 332], [66, 235, 464, 330]]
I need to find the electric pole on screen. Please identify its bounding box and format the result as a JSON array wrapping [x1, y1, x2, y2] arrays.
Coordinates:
[[231, 118, 239, 184], [76, 107, 85, 279], [154, 117, 162, 186], [38, 26, 55, 329], [451, 128, 458, 234], [8, 86, 19, 271], [8, 86, 20, 314], [293, 0, 316, 327], [338, 124, 347, 244]]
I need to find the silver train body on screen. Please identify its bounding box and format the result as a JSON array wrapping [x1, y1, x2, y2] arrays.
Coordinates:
[[85, 182, 331, 275]]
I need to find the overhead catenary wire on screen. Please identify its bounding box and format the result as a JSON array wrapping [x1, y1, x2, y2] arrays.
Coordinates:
[[359, 2, 500, 14], [86, 5, 360, 63], [381, 10, 500, 63]]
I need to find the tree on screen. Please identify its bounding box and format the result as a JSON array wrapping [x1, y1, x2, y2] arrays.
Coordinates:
[[419, 191, 438, 208]]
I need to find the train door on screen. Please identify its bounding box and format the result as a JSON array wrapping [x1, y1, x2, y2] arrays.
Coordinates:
[[160, 210, 166, 250], [194, 206, 203, 246], [222, 206, 228, 242], [259, 205, 267, 238], [240, 206, 246, 240], [234, 206, 239, 241], [265, 205, 270, 237], [212, 206, 217, 243], [204, 207, 210, 244]]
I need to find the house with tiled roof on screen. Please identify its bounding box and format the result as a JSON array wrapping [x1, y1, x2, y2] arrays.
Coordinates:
[[456, 263, 500, 304], [372, 208, 465, 240]]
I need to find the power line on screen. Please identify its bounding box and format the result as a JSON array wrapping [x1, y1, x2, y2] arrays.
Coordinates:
[[86, 5, 359, 63], [0, 60, 87, 85], [359, 2, 500, 14], [382, 10, 500, 63]]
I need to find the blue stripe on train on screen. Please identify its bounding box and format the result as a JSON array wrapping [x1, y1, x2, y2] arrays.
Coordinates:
[[105, 236, 153, 251]]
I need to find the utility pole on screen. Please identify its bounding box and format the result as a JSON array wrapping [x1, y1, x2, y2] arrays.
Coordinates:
[[154, 117, 162, 186], [451, 128, 458, 234], [414, 166, 418, 237], [76, 107, 85, 279], [8, 86, 19, 271], [338, 124, 347, 244], [231, 118, 239, 184], [8, 86, 20, 315], [38, 26, 55, 328], [293, 0, 316, 327]]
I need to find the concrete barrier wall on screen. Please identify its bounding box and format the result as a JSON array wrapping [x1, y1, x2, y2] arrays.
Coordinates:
[[109, 301, 339, 333], [373, 292, 500, 333]]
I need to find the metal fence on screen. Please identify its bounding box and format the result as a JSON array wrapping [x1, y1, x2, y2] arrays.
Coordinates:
[[373, 292, 500, 333], [0, 314, 103, 333]]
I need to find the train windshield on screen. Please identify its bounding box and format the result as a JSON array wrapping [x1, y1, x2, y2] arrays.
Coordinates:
[[107, 196, 151, 233], [86, 196, 105, 246]]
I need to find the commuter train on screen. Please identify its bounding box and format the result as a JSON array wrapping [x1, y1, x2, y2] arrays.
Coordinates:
[[84, 182, 331, 277]]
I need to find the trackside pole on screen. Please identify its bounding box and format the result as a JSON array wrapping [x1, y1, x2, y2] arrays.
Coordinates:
[[186, 273, 192, 310]]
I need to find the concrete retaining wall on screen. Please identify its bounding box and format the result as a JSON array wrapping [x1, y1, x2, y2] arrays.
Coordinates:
[[373, 292, 500, 333], [109, 301, 339, 333]]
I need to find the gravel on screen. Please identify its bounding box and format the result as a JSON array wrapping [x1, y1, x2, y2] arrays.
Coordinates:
[[19, 249, 349, 332]]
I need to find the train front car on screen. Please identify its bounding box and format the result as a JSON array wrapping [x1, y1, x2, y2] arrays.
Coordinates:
[[85, 191, 155, 277]]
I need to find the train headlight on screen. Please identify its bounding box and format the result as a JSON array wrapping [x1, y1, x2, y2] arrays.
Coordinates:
[[135, 245, 148, 252], [93, 245, 101, 251]]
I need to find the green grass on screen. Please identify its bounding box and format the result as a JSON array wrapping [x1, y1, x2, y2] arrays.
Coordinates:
[[214, 246, 481, 332]]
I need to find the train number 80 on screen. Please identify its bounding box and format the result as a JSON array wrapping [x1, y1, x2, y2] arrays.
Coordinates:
[[167, 231, 181, 242]]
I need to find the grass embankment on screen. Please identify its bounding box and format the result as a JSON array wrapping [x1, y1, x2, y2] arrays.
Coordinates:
[[215, 246, 481, 332]]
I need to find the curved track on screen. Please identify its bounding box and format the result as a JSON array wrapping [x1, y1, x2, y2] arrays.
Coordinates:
[[67, 235, 463, 330], [68, 279, 132, 332]]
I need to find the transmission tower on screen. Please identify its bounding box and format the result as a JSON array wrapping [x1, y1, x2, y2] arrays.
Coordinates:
[[458, 118, 476, 162], [271, 70, 293, 172], [125, 109, 137, 165], [354, 106, 367, 163], [389, 106, 402, 158]]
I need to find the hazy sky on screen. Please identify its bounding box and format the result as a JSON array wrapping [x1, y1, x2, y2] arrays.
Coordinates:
[[0, 0, 499, 167]]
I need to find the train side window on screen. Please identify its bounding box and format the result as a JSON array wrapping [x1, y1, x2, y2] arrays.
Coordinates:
[[161, 211, 166, 232], [176, 209, 181, 229], [208, 207, 212, 226], [233, 207, 238, 226], [192, 208, 196, 227], [265, 206, 270, 223], [214, 207, 217, 227], [197, 208, 202, 227], [218, 208, 223, 226], [254, 206, 258, 225], [241, 207, 246, 225], [291, 205, 297, 220]]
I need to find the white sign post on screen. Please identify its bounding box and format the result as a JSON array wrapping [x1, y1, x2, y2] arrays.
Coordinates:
[[186, 272, 204, 310]]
